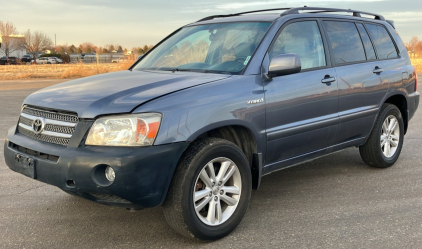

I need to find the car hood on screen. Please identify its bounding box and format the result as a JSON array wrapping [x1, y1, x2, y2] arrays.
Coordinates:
[[24, 70, 230, 118]]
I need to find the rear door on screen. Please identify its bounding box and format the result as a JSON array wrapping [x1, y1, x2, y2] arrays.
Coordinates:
[[264, 20, 339, 166], [364, 23, 402, 95], [322, 20, 388, 145]]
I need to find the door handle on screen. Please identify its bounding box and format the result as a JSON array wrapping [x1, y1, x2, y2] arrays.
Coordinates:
[[373, 67, 384, 74], [321, 75, 336, 84]]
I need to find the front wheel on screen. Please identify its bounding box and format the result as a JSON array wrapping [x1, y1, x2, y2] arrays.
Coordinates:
[[359, 104, 404, 168], [162, 138, 252, 241]]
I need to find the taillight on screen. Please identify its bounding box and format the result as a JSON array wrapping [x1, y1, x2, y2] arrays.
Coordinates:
[[415, 69, 418, 92]]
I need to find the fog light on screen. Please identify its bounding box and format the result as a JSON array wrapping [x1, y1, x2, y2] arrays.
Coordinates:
[[105, 166, 115, 182]]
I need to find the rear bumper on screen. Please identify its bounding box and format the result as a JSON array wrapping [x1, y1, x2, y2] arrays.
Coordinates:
[[408, 91, 420, 121], [4, 126, 189, 209]]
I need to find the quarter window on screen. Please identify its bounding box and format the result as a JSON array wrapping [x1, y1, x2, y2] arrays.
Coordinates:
[[365, 24, 398, 59], [323, 21, 366, 65], [269, 21, 326, 70], [356, 23, 377, 60]]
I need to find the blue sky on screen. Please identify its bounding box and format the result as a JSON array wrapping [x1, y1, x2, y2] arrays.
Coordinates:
[[2, 0, 421, 48]]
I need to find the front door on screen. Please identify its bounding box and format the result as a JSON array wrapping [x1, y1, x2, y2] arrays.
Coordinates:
[[264, 20, 339, 166]]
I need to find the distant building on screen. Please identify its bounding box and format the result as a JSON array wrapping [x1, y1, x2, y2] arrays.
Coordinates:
[[0, 34, 26, 58]]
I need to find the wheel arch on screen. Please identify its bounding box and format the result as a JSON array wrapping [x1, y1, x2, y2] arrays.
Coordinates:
[[188, 124, 262, 190], [384, 94, 408, 134]]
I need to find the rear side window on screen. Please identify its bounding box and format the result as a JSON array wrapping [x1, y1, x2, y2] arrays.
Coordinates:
[[356, 23, 377, 60], [365, 24, 398, 59], [323, 21, 366, 65]]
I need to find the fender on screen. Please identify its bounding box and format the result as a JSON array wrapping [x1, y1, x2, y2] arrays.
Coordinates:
[[363, 89, 409, 145]]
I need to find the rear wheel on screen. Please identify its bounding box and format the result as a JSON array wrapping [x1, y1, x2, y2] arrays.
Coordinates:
[[163, 138, 252, 241], [359, 104, 404, 168]]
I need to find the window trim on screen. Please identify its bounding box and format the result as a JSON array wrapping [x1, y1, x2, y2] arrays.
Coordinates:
[[265, 18, 333, 73], [363, 22, 401, 61], [354, 22, 379, 61]]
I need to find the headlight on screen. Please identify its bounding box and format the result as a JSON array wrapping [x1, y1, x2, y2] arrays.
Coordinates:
[[85, 113, 162, 146]]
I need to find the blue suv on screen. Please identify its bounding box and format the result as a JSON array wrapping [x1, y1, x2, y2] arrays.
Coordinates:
[[4, 7, 419, 240]]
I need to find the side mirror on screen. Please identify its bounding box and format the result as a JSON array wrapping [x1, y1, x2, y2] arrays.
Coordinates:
[[268, 53, 301, 78]]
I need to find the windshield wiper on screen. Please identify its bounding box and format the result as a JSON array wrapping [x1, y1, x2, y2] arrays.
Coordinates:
[[160, 68, 191, 72]]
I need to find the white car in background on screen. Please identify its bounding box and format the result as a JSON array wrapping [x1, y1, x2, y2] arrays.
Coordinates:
[[33, 57, 62, 64], [112, 56, 128, 63], [51, 57, 63, 63]]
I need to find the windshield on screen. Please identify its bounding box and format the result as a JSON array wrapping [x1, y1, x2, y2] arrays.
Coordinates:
[[133, 22, 271, 74]]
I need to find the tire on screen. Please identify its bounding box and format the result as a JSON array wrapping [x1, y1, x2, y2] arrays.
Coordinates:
[[162, 138, 252, 241], [359, 103, 404, 168]]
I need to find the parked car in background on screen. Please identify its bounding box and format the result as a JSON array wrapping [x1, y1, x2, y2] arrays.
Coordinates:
[[21, 55, 33, 63], [50, 57, 63, 64], [112, 56, 128, 63], [0, 56, 18, 65], [33, 57, 58, 64]]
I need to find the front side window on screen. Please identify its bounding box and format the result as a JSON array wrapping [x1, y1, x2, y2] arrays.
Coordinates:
[[365, 23, 398, 60], [269, 21, 326, 70], [324, 21, 366, 65], [133, 22, 271, 74]]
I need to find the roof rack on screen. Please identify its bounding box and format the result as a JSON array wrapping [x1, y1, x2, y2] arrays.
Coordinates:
[[281, 7, 385, 21], [196, 8, 291, 22], [195, 6, 385, 23]]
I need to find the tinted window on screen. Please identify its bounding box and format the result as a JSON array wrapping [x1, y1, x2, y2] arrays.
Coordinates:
[[269, 21, 326, 70], [356, 23, 376, 60], [365, 24, 398, 59], [324, 21, 366, 64]]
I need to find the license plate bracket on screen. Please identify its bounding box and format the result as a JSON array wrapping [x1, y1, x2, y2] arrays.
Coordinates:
[[13, 153, 37, 179]]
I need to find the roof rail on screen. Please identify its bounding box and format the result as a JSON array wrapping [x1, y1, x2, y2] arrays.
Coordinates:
[[196, 8, 291, 22], [281, 7, 385, 21], [196, 6, 386, 23]]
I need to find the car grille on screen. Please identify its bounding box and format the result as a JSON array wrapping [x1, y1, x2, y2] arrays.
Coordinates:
[[17, 106, 79, 146]]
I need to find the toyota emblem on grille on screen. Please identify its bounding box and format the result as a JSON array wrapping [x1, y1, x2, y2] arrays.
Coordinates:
[[32, 117, 45, 134]]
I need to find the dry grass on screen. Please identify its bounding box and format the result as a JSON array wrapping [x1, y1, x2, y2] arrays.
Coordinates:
[[0, 61, 135, 80], [1, 58, 420, 81], [410, 58, 422, 72]]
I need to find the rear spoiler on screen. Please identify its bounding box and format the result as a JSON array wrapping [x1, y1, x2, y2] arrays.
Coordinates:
[[386, 20, 395, 29]]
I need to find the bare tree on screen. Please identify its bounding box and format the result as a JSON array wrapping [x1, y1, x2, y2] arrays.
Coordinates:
[[409, 36, 419, 53], [20, 30, 53, 60], [0, 21, 21, 57]]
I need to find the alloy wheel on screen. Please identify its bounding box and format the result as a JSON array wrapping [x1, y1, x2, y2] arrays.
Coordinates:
[[193, 157, 242, 226], [380, 115, 400, 158]]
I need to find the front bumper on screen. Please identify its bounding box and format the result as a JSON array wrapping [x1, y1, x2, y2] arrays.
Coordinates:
[[4, 125, 189, 209]]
